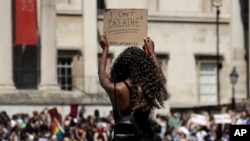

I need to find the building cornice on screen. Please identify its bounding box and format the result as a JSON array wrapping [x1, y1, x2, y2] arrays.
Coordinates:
[[0, 90, 111, 105], [56, 9, 230, 24], [56, 9, 82, 16], [97, 13, 230, 24]]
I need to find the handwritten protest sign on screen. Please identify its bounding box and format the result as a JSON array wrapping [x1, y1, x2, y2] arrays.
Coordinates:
[[213, 114, 232, 124], [104, 9, 148, 46]]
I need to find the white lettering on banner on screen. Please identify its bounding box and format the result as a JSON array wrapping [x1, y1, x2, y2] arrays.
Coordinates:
[[21, 0, 34, 12]]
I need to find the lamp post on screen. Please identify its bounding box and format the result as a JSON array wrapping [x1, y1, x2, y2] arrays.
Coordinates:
[[212, 0, 222, 106], [230, 67, 239, 110]]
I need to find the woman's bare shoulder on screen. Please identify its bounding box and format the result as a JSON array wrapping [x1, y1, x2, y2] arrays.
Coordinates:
[[113, 81, 130, 96]]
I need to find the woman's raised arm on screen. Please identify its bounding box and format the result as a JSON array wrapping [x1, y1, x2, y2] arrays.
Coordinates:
[[98, 34, 114, 94]]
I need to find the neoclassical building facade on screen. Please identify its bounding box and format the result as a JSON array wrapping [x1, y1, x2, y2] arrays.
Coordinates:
[[0, 0, 248, 117]]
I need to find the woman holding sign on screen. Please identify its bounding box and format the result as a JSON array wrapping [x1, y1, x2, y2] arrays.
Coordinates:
[[98, 33, 169, 141]]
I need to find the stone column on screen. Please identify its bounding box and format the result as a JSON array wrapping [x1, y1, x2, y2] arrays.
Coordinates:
[[82, 0, 98, 94], [0, 0, 15, 89], [39, 0, 59, 90]]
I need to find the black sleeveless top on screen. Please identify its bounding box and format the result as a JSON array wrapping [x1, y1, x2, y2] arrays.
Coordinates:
[[113, 109, 153, 137], [113, 81, 154, 139]]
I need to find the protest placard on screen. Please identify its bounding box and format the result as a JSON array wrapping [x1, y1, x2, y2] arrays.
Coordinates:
[[48, 107, 62, 122], [103, 9, 148, 46], [189, 113, 208, 126], [213, 113, 232, 124], [70, 104, 78, 118]]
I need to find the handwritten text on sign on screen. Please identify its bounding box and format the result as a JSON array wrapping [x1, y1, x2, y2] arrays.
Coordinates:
[[104, 9, 148, 46]]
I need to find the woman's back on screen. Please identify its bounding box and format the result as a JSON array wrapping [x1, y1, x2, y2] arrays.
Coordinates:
[[112, 81, 154, 141]]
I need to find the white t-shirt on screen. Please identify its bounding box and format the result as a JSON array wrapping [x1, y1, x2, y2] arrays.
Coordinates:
[[196, 130, 207, 141]]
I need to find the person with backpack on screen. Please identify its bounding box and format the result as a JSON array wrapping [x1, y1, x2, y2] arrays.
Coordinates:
[[98, 33, 169, 141]]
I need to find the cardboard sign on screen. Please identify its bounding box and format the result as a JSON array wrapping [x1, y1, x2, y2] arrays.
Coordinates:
[[104, 9, 148, 46]]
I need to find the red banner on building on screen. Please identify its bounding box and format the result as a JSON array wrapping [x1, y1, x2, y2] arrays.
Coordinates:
[[15, 0, 37, 45]]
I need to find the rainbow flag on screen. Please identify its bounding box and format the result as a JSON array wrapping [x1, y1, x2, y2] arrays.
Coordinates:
[[51, 118, 65, 141]]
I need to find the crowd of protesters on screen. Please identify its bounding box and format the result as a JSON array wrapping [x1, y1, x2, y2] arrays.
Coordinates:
[[0, 106, 250, 141]]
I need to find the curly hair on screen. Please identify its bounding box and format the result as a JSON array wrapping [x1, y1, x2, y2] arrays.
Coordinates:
[[110, 47, 169, 110]]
